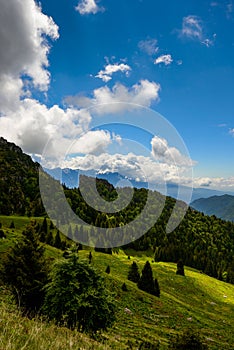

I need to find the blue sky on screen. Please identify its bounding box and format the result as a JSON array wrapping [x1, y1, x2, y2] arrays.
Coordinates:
[[0, 0, 234, 191]]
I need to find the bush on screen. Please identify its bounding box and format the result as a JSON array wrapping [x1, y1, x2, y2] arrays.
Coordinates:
[[169, 328, 208, 349], [42, 253, 116, 333]]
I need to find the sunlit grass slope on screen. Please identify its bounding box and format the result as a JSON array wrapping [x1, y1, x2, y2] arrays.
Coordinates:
[[0, 216, 234, 349]]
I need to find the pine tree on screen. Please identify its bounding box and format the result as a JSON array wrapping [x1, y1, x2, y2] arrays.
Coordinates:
[[137, 261, 159, 296], [9, 221, 15, 229], [0, 229, 6, 238], [40, 230, 46, 243], [46, 231, 54, 246], [122, 282, 128, 291], [1, 223, 48, 314], [154, 278, 160, 297], [88, 251, 92, 264], [54, 230, 62, 249], [176, 259, 185, 276], [49, 220, 54, 230], [128, 261, 140, 283], [105, 265, 110, 274], [41, 217, 48, 234]]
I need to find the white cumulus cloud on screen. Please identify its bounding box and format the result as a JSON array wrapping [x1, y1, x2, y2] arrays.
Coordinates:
[[95, 63, 131, 82], [154, 54, 173, 66], [151, 136, 195, 167], [0, 0, 59, 114], [0, 98, 92, 156], [75, 0, 103, 15], [69, 130, 121, 155], [65, 80, 161, 115]]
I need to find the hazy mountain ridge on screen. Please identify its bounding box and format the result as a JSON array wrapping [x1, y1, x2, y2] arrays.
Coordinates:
[[45, 167, 234, 203], [191, 194, 234, 222]]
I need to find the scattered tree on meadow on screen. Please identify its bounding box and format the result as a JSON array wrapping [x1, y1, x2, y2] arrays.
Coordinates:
[[176, 259, 185, 276], [49, 220, 54, 230], [39, 230, 46, 243], [154, 278, 160, 298], [128, 261, 140, 283], [0, 229, 6, 238], [88, 251, 92, 264], [137, 261, 160, 297], [54, 230, 62, 249], [42, 253, 116, 333], [122, 282, 128, 291], [9, 221, 15, 229], [46, 231, 54, 246], [169, 328, 208, 349], [1, 223, 48, 314], [105, 265, 110, 274], [41, 217, 48, 234]]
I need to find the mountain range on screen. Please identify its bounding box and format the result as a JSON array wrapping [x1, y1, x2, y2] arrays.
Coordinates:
[[45, 167, 234, 203], [191, 194, 234, 222]]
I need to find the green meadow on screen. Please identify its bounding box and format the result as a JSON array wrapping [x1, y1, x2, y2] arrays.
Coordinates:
[[0, 216, 234, 349]]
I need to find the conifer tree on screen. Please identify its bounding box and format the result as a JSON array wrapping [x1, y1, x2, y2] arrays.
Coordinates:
[[1, 223, 48, 314], [46, 231, 54, 246], [49, 220, 54, 230], [137, 261, 159, 296], [40, 230, 46, 243], [128, 261, 140, 283], [9, 221, 15, 229], [154, 278, 160, 297], [122, 282, 128, 291], [54, 230, 62, 249], [105, 265, 110, 274], [176, 259, 185, 276], [41, 217, 48, 234]]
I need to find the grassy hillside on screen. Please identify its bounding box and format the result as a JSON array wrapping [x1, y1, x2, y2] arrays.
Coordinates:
[[1, 216, 234, 349]]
